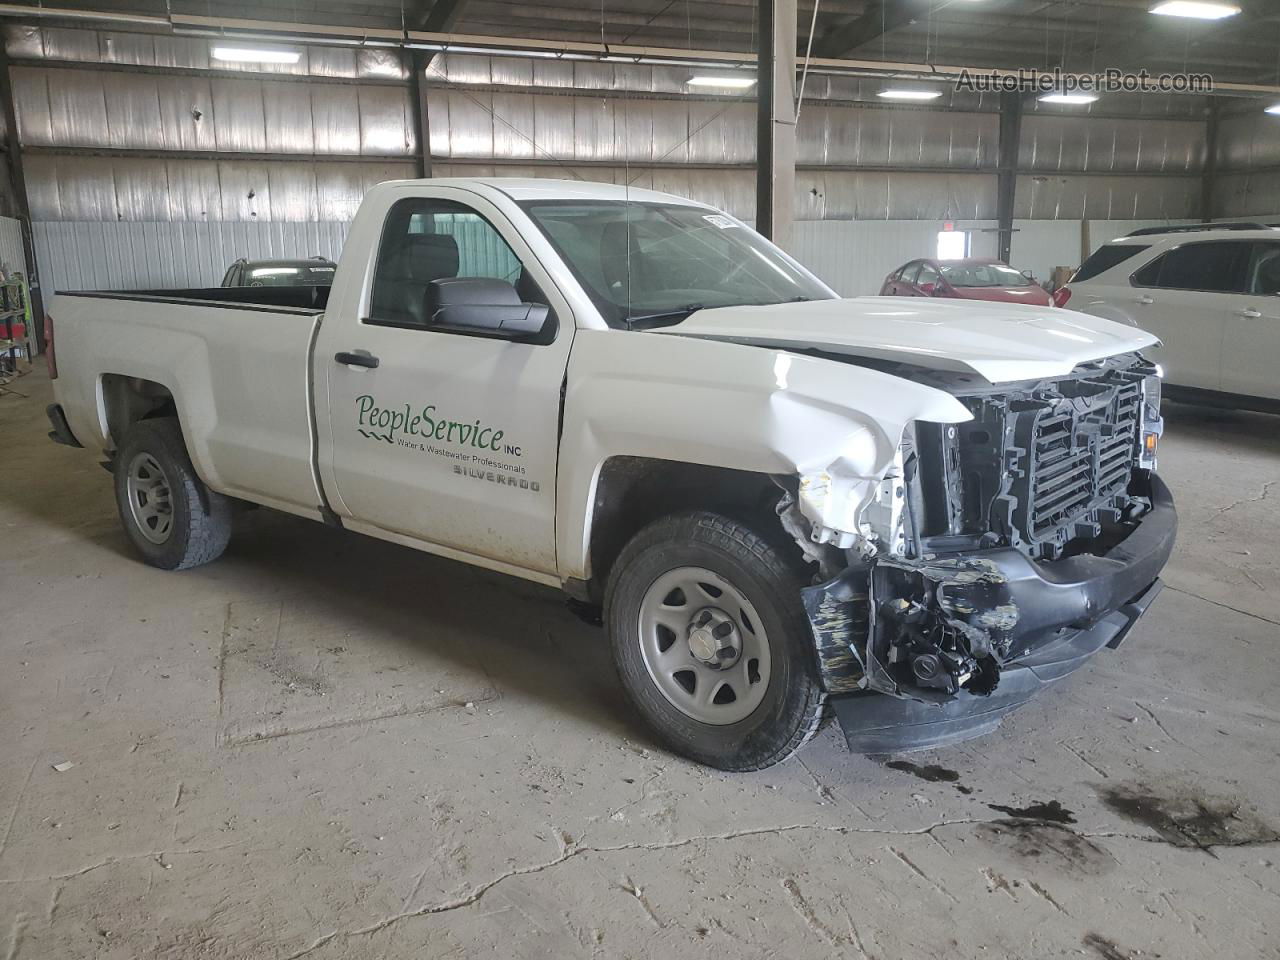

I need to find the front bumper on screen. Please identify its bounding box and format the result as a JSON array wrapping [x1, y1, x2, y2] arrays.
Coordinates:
[[805, 473, 1177, 753]]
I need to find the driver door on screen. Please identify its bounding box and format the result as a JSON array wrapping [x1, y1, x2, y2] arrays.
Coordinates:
[[318, 190, 574, 577]]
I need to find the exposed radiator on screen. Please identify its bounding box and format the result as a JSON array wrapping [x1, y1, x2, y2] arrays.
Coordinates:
[[1015, 379, 1142, 544], [917, 359, 1153, 561]]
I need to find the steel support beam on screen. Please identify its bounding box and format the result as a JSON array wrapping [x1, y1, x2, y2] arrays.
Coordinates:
[[995, 92, 1023, 265], [756, 0, 797, 249], [0, 45, 44, 351], [411, 51, 433, 179], [1201, 100, 1220, 222], [409, 0, 470, 178]]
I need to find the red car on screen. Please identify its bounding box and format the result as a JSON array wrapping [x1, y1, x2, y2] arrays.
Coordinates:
[[880, 257, 1052, 307]]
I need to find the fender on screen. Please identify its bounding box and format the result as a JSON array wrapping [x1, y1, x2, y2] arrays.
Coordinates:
[[555, 329, 973, 581]]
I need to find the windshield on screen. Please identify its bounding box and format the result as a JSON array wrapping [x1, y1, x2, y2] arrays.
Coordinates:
[[939, 262, 1033, 288], [520, 200, 835, 327]]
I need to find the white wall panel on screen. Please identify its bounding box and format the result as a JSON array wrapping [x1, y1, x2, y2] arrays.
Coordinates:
[[33, 221, 350, 292], [1009, 221, 1081, 281], [789, 219, 999, 297]]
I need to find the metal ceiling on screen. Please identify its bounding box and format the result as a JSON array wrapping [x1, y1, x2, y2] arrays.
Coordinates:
[[3, 0, 1278, 86]]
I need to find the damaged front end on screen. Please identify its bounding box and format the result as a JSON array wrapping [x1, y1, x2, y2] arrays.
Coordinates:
[[792, 353, 1176, 752]]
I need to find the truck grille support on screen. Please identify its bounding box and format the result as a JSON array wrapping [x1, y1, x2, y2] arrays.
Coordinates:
[[915, 358, 1155, 561]]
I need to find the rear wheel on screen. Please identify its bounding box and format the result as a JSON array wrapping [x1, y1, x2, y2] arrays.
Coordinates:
[[113, 418, 232, 570], [605, 511, 824, 771]]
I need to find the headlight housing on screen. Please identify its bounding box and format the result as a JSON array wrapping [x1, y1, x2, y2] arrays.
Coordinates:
[[1139, 371, 1163, 471]]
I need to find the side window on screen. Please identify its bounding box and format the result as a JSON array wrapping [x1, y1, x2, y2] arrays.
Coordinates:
[[369, 198, 544, 328], [902, 262, 922, 286], [1073, 243, 1150, 283], [1132, 240, 1251, 293], [1132, 254, 1164, 288], [1246, 242, 1280, 296], [916, 262, 941, 291]]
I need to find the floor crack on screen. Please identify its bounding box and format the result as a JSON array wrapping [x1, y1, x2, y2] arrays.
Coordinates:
[[0, 841, 251, 885], [1165, 585, 1280, 628], [1205, 479, 1276, 526], [276, 818, 1280, 958], [1134, 701, 1202, 756], [0, 756, 39, 865]]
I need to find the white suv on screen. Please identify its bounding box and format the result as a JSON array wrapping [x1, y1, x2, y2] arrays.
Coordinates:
[[1056, 224, 1280, 413]]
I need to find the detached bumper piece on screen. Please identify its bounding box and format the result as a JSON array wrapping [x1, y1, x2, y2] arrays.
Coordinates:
[[805, 474, 1176, 753], [46, 404, 82, 448]]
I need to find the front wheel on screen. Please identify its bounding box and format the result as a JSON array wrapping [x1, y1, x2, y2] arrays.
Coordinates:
[[113, 418, 232, 570], [605, 512, 825, 771]]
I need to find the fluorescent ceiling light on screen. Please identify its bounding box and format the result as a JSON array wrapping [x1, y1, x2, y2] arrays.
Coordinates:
[[1039, 92, 1100, 105], [1149, 1, 1241, 19], [686, 75, 756, 89], [877, 88, 943, 100], [211, 45, 301, 64], [1266, 104, 1280, 116]]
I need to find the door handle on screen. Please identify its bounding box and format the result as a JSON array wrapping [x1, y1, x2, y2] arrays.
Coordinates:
[[334, 351, 379, 368], [1236, 307, 1262, 319], [1136, 295, 1155, 305]]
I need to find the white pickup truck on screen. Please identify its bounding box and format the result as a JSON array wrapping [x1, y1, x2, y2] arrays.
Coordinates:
[[45, 178, 1176, 770]]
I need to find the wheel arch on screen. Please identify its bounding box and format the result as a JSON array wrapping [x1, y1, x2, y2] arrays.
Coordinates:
[[572, 456, 793, 604], [100, 374, 179, 452]]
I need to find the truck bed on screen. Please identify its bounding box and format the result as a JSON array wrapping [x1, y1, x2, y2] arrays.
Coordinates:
[[60, 284, 330, 312], [48, 288, 327, 520]]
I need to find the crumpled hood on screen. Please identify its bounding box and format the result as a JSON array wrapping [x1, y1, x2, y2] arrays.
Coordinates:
[[651, 296, 1158, 383]]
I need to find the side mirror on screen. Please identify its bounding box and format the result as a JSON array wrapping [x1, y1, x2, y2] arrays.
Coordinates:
[[424, 277, 554, 344]]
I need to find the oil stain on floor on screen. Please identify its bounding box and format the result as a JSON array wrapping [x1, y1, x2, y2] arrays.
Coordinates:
[[986, 799, 1078, 824], [1097, 782, 1280, 852]]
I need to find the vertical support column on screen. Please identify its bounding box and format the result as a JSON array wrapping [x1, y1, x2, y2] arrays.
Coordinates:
[[411, 51, 433, 179], [0, 45, 44, 350], [1201, 100, 1219, 223], [996, 92, 1024, 265], [755, 0, 797, 249]]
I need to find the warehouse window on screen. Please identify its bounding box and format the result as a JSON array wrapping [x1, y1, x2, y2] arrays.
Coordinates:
[[936, 230, 969, 260]]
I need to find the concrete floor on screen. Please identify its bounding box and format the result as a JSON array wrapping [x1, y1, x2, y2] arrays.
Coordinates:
[[2, 365, 1279, 960]]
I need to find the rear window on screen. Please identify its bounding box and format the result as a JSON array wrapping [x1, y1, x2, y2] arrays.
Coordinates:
[[1072, 244, 1150, 283]]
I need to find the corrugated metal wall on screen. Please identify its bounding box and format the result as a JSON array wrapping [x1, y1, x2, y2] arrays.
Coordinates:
[[1211, 110, 1280, 219], [7, 26, 1215, 229], [0, 215, 26, 278], [12, 24, 1270, 294], [24, 157, 417, 222]]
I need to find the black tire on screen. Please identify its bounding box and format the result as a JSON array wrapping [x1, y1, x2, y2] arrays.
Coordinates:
[[113, 417, 232, 570], [605, 511, 825, 771]]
